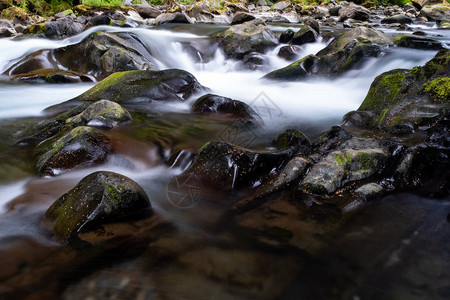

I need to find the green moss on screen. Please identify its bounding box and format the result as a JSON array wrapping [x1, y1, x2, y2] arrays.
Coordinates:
[[301, 182, 328, 195], [106, 184, 124, 205], [410, 66, 425, 80], [334, 154, 346, 166], [357, 152, 371, 170], [197, 141, 211, 154], [81, 0, 122, 7], [376, 108, 389, 127], [423, 77, 450, 103], [24, 23, 47, 34], [359, 69, 407, 113]]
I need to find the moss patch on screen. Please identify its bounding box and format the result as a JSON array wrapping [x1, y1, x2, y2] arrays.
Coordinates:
[[423, 77, 450, 103]]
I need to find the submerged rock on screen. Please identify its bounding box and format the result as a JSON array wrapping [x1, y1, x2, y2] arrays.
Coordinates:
[[264, 27, 392, 81], [36, 126, 113, 176], [191, 94, 262, 124], [44, 171, 150, 241], [48, 69, 206, 110], [5, 31, 158, 81], [212, 19, 278, 59]]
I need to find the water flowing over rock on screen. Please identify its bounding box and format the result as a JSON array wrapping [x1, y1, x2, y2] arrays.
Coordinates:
[[48, 69, 207, 111], [212, 19, 278, 59], [35, 126, 113, 176], [263, 27, 392, 81], [6, 31, 158, 81], [44, 171, 151, 241]]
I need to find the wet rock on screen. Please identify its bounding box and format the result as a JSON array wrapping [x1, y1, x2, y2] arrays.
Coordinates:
[[134, 4, 162, 19], [312, 126, 353, 155], [299, 138, 390, 195], [48, 69, 206, 111], [381, 14, 413, 25], [6, 32, 158, 81], [44, 171, 151, 241], [394, 145, 450, 197], [0, 24, 15, 37], [35, 126, 113, 176], [419, 4, 450, 22], [155, 12, 192, 25], [274, 129, 311, 152], [11, 69, 94, 84], [394, 34, 444, 50], [264, 27, 392, 81], [354, 49, 449, 133], [231, 12, 255, 25], [179, 141, 299, 190], [329, 5, 342, 16], [242, 52, 266, 70], [191, 94, 262, 124], [278, 45, 300, 60], [355, 183, 384, 201], [290, 25, 318, 46], [24, 16, 84, 39], [279, 28, 294, 43], [339, 3, 370, 21], [212, 19, 278, 59]]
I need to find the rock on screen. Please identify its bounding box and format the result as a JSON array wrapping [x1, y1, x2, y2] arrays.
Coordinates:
[[354, 49, 449, 133], [5, 32, 158, 81], [419, 4, 450, 22], [274, 129, 311, 152], [381, 14, 413, 24], [394, 34, 445, 50], [35, 126, 113, 176], [134, 4, 162, 19], [273, 1, 291, 11], [242, 52, 266, 70], [278, 45, 300, 60], [0, 25, 15, 37], [394, 145, 450, 197], [49, 69, 206, 110], [11, 69, 94, 84], [23, 16, 84, 39], [279, 29, 294, 43], [312, 126, 353, 155], [404, 3, 418, 15], [290, 25, 318, 46], [339, 3, 370, 21], [179, 141, 300, 190], [155, 12, 192, 25], [212, 19, 278, 59], [354, 183, 384, 200], [0, 6, 28, 22], [329, 5, 342, 16], [299, 138, 391, 195], [231, 12, 255, 25], [263, 27, 392, 81], [44, 171, 151, 241], [191, 94, 262, 124]]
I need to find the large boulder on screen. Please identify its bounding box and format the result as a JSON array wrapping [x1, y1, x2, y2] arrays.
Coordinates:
[[155, 12, 193, 25], [5, 32, 158, 81], [212, 19, 278, 59], [345, 49, 449, 134], [35, 126, 113, 176], [133, 4, 163, 19], [23, 16, 84, 39], [264, 27, 392, 81], [381, 14, 413, 24], [419, 4, 450, 22], [47, 69, 206, 112], [191, 94, 262, 124], [394, 34, 445, 50], [339, 3, 370, 21], [290, 25, 318, 46], [44, 171, 151, 241]]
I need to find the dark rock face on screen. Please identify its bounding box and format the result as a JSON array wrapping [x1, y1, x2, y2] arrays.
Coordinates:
[[134, 4, 163, 19], [35, 126, 113, 176], [11, 69, 94, 84], [264, 27, 392, 81], [179, 141, 300, 190], [51, 69, 206, 108], [191, 94, 262, 124], [290, 25, 318, 46], [231, 12, 256, 25], [6, 32, 158, 81], [349, 49, 449, 134], [44, 171, 151, 241], [155, 12, 192, 25], [23, 16, 84, 39], [278, 45, 300, 60], [279, 29, 294, 43], [212, 19, 278, 59], [394, 34, 445, 50], [381, 14, 413, 24]]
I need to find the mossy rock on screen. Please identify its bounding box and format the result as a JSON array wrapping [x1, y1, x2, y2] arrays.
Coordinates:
[[0, 6, 28, 21], [47, 69, 206, 111], [11, 68, 94, 84], [274, 129, 310, 150], [423, 77, 450, 103], [394, 34, 444, 50], [212, 19, 278, 59], [44, 171, 151, 241], [36, 126, 113, 176]]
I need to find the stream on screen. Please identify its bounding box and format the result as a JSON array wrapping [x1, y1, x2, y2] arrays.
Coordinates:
[[0, 23, 449, 299]]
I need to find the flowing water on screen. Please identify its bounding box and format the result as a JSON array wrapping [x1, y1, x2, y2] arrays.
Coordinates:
[[0, 24, 449, 299]]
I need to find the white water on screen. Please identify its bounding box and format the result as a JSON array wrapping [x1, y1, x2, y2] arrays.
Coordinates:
[[0, 25, 443, 214]]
